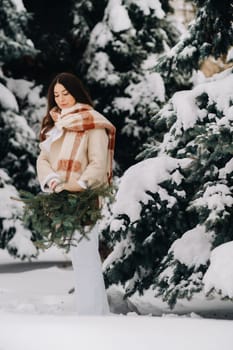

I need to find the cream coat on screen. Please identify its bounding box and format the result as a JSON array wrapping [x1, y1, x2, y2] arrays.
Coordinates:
[[37, 128, 109, 191]]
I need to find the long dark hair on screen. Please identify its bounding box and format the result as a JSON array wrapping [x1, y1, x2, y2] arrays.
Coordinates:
[[39, 72, 93, 141]]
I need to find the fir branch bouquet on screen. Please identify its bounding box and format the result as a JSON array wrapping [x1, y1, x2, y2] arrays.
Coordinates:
[[18, 185, 112, 252]]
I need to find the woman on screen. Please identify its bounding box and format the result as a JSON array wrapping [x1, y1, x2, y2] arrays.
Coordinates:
[[37, 72, 116, 315]]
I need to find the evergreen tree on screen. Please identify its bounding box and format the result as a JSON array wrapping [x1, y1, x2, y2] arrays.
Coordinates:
[[0, 0, 36, 63], [104, 67, 233, 310], [78, 0, 180, 172], [0, 76, 40, 258], [70, 0, 108, 59], [6, 76, 46, 135], [151, 69, 233, 308], [103, 155, 191, 296], [0, 0, 39, 258], [155, 0, 233, 96]]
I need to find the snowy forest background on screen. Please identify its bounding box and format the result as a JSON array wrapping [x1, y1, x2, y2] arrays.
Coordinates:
[[1, 0, 233, 314]]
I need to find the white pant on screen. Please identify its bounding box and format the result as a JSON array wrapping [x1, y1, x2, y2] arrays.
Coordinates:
[[70, 224, 110, 315]]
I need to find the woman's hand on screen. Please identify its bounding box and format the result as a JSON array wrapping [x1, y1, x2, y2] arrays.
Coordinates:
[[49, 178, 61, 192], [54, 179, 84, 193]]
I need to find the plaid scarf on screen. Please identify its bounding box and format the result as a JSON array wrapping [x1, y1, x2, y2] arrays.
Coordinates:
[[49, 103, 116, 183]]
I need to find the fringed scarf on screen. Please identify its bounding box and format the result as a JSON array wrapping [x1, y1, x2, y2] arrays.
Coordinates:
[[49, 103, 116, 184]]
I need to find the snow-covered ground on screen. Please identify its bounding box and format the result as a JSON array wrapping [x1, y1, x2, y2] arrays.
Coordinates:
[[1, 248, 233, 350]]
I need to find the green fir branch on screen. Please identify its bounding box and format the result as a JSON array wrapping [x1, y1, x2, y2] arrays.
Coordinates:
[[17, 185, 113, 252]]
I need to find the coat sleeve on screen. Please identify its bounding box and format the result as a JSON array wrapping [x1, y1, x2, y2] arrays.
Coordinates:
[[36, 149, 61, 191], [78, 128, 109, 187]]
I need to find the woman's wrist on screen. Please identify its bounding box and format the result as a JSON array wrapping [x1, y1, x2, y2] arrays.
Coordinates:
[[49, 178, 61, 191], [77, 180, 88, 189], [54, 180, 84, 193]]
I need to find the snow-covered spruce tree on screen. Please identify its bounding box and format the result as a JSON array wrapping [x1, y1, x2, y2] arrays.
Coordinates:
[[78, 0, 180, 172], [0, 0, 39, 258], [0, 0, 36, 63], [150, 69, 233, 308], [104, 68, 233, 311], [0, 75, 40, 259], [155, 0, 233, 96], [103, 156, 192, 296], [6, 76, 46, 136], [69, 0, 108, 60]]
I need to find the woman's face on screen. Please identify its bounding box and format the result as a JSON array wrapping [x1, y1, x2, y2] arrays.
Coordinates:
[[54, 83, 76, 110]]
